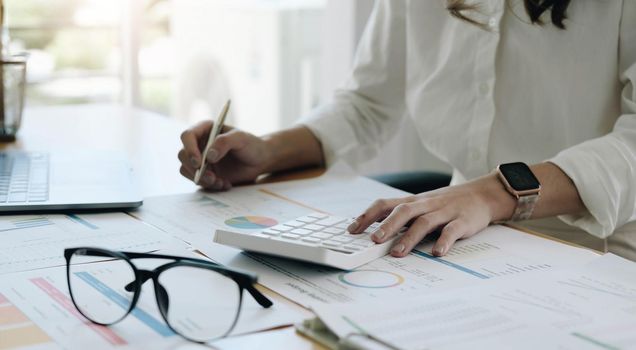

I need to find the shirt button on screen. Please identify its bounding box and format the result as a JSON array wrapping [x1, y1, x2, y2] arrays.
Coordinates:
[[488, 17, 497, 29], [479, 82, 490, 95]]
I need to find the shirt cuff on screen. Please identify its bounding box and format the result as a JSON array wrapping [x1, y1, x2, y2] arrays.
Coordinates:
[[549, 148, 619, 239]]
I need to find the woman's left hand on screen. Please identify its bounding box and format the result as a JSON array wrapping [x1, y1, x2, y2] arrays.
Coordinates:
[[347, 173, 517, 257]]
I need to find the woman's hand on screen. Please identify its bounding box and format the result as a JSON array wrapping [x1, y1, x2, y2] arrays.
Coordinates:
[[178, 121, 273, 191], [347, 174, 517, 257]]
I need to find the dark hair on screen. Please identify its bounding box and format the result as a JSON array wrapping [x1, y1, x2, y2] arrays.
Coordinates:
[[447, 0, 572, 30]]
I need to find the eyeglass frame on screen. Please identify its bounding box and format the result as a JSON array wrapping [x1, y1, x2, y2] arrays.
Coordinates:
[[63, 247, 273, 343]]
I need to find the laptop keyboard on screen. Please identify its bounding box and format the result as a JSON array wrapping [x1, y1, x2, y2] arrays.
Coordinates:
[[0, 152, 50, 203]]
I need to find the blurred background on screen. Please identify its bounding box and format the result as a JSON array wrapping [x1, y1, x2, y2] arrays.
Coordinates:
[[6, 0, 449, 174]]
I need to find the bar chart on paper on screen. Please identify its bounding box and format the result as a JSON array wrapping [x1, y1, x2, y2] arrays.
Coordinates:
[[0, 212, 173, 274], [0, 260, 304, 350], [0, 292, 54, 350], [0, 266, 183, 350]]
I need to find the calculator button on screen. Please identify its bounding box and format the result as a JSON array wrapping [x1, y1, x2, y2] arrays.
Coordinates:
[[315, 216, 347, 226], [261, 229, 280, 236], [290, 228, 312, 236], [323, 227, 343, 234], [352, 239, 375, 248], [281, 233, 301, 240], [271, 224, 294, 232], [332, 236, 354, 243], [283, 220, 305, 228], [310, 232, 332, 239], [301, 237, 321, 244], [362, 222, 381, 232], [321, 240, 342, 248], [303, 224, 324, 231]]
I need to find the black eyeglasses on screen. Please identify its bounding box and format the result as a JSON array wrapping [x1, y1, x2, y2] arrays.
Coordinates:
[[64, 247, 273, 343]]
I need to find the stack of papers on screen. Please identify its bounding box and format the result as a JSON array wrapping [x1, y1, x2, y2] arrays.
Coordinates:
[[0, 249, 302, 350], [304, 253, 636, 350], [2, 164, 635, 349]]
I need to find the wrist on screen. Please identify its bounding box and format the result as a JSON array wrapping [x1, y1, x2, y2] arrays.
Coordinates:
[[260, 126, 325, 174], [260, 134, 281, 174], [480, 172, 517, 223]]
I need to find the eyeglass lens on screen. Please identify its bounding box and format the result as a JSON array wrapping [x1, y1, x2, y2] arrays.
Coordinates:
[[68, 250, 137, 325], [68, 250, 243, 342], [158, 265, 241, 341]]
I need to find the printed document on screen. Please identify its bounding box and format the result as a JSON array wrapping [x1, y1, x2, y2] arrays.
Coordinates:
[[0, 212, 176, 275], [196, 224, 599, 307], [133, 169, 598, 308], [0, 252, 303, 350], [309, 253, 636, 350], [131, 186, 310, 244]]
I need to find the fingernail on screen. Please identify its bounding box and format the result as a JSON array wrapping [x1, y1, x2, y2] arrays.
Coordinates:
[[347, 220, 359, 232], [190, 157, 199, 167], [391, 243, 405, 255], [205, 171, 216, 182], [433, 245, 447, 256], [207, 149, 219, 163], [372, 229, 385, 240]]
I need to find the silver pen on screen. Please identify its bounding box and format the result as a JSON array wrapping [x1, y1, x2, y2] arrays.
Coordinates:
[[194, 99, 231, 184]]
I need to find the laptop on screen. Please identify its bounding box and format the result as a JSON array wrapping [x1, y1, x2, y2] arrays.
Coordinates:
[[0, 150, 142, 212]]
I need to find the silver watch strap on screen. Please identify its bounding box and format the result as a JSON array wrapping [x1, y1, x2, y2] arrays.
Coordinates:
[[511, 193, 539, 221]]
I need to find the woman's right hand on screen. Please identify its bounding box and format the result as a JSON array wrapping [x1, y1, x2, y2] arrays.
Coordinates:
[[178, 121, 272, 191]]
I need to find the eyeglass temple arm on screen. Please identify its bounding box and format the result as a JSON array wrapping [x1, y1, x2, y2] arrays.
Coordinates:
[[245, 284, 273, 308]]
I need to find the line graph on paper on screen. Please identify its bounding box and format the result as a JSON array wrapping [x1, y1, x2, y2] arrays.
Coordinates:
[[0, 213, 170, 275]]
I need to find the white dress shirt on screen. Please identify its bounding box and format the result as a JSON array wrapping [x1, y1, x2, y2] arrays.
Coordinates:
[[300, 1, 636, 260]]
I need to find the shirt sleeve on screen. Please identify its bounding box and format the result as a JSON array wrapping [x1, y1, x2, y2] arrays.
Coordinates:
[[298, 0, 407, 167], [549, 2, 636, 238]]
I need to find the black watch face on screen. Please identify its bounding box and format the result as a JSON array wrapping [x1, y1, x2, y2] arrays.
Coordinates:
[[499, 162, 540, 191]]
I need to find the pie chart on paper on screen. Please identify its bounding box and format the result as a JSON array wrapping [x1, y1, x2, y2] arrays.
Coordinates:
[[224, 216, 278, 230]]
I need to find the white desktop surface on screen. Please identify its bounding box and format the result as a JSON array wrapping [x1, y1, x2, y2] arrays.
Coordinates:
[[0, 104, 323, 349]]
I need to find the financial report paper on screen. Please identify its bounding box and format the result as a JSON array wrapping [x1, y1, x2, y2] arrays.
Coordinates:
[[311, 253, 636, 350], [134, 169, 599, 308], [0, 251, 303, 350], [0, 212, 176, 275]]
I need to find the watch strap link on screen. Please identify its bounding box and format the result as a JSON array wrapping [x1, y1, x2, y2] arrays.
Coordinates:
[[511, 193, 539, 221]]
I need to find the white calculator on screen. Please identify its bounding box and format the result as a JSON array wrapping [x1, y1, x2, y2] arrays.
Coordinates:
[[214, 213, 402, 270]]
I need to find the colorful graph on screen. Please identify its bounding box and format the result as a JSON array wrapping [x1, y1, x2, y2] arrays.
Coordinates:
[[0, 216, 53, 232], [66, 214, 99, 230], [73, 272, 174, 337], [0, 292, 53, 350], [338, 270, 404, 289], [410, 249, 491, 280], [193, 195, 230, 208], [31, 277, 128, 346], [224, 216, 278, 229]]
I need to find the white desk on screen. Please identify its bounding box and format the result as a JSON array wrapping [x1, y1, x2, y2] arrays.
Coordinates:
[[1, 104, 322, 349]]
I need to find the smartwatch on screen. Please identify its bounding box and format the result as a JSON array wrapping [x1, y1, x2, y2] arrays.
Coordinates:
[[496, 162, 541, 221]]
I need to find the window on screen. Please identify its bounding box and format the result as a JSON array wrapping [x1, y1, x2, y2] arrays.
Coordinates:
[[6, 0, 171, 112], [6, 0, 327, 136]]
